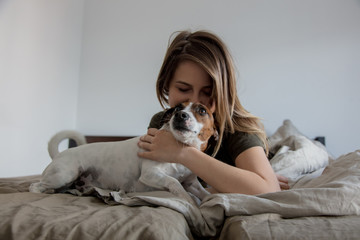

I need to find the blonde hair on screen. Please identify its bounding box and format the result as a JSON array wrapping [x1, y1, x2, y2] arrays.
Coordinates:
[[156, 30, 269, 156]]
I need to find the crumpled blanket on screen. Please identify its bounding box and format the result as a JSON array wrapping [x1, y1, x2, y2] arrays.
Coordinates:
[[268, 119, 332, 183], [270, 135, 329, 183], [66, 150, 360, 237]]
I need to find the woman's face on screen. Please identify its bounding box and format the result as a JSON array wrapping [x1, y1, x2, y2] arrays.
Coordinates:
[[168, 60, 216, 112]]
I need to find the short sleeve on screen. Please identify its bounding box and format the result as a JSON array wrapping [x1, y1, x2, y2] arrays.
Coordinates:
[[213, 131, 265, 166], [227, 132, 264, 161]]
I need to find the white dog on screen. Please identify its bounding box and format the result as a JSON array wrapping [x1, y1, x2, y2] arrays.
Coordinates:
[[30, 102, 218, 203]]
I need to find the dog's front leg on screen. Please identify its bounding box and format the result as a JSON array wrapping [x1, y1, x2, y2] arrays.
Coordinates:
[[139, 165, 197, 205], [182, 174, 210, 201]]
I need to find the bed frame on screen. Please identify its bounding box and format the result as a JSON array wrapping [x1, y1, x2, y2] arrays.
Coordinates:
[[69, 135, 136, 148]]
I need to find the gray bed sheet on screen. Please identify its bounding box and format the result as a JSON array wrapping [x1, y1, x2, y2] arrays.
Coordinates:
[[220, 214, 360, 240], [1, 150, 360, 239], [0, 175, 194, 240]]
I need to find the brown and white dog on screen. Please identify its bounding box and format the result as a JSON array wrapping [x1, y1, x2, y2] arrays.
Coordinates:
[[29, 102, 218, 204]]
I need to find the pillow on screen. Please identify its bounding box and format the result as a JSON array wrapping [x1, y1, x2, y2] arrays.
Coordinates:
[[268, 120, 330, 183], [268, 119, 303, 150]]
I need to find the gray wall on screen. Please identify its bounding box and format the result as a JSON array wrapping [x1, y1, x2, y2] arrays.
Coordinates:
[[1, 0, 359, 177], [78, 0, 360, 157], [0, 0, 84, 177]]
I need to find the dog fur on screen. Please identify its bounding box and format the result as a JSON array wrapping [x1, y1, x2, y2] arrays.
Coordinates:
[[29, 102, 217, 204]]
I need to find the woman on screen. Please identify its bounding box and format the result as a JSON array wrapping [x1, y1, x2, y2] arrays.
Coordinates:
[[138, 30, 288, 194]]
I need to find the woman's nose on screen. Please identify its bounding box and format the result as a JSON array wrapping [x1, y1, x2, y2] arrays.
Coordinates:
[[189, 94, 200, 104]]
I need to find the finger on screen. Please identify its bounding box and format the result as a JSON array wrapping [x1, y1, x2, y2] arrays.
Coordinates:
[[276, 174, 289, 183], [140, 134, 153, 143], [137, 140, 152, 151], [279, 182, 290, 190], [147, 128, 158, 136], [137, 149, 157, 161]]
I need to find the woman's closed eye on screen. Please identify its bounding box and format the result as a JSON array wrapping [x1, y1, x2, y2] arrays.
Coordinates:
[[178, 87, 191, 93], [202, 89, 212, 97]]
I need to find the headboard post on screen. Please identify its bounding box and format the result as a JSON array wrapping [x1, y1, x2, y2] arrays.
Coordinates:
[[68, 136, 136, 148], [314, 136, 326, 146]]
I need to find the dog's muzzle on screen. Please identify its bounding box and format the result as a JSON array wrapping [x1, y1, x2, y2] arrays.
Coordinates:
[[173, 111, 193, 132], [175, 111, 189, 121]]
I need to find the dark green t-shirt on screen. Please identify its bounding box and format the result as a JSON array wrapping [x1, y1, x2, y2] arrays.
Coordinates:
[[148, 111, 264, 166]]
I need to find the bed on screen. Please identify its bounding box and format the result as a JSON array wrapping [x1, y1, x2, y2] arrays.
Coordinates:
[[1, 119, 360, 239]]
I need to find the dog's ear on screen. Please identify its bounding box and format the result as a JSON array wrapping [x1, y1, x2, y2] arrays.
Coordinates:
[[159, 107, 175, 128], [202, 127, 219, 154], [213, 128, 219, 141]]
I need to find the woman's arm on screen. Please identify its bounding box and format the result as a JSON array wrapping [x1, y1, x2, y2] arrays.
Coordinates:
[[138, 128, 280, 195], [176, 146, 280, 194]]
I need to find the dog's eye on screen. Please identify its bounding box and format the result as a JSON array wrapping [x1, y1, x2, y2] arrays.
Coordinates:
[[198, 107, 207, 116], [174, 106, 182, 112]]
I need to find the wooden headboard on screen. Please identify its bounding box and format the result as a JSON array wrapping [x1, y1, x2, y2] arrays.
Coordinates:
[[314, 136, 326, 146], [69, 136, 136, 148]]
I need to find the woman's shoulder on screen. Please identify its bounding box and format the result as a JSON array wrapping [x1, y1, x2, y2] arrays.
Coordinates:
[[213, 131, 265, 165], [225, 131, 264, 150]]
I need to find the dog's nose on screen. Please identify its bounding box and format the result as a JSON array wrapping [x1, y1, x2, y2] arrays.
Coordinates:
[[175, 111, 189, 120]]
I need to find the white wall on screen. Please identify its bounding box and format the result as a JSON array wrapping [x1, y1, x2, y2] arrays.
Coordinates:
[[0, 0, 84, 177], [78, 0, 360, 158]]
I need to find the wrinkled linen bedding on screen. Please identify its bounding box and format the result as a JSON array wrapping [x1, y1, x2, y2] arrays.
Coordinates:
[[99, 149, 360, 237], [1, 120, 360, 239], [0, 176, 193, 240], [219, 214, 360, 240], [1, 150, 360, 239]]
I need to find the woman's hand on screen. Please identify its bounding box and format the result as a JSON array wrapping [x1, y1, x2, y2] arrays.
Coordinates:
[[276, 174, 290, 190], [137, 128, 187, 163]]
